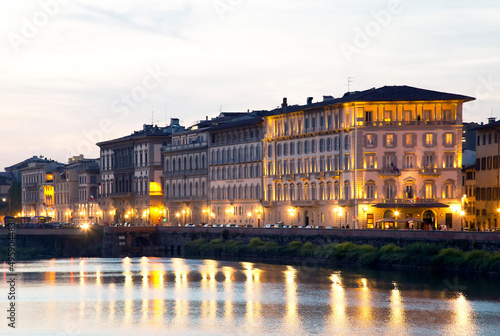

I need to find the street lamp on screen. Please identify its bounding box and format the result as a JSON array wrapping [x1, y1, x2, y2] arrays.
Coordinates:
[[175, 212, 181, 226], [460, 210, 466, 231], [288, 207, 296, 226]]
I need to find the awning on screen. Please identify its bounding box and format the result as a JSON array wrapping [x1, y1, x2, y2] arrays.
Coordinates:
[[375, 217, 424, 223], [372, 202, 449, 208]]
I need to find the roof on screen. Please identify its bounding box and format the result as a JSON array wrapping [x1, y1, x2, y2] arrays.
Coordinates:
[[5, 156, 59, 171], [472, 119, 500, 131], [271, 85, 475, 116]]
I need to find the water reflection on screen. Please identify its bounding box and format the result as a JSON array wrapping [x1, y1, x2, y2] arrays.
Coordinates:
[[281, 266, 302, 334], [4, 258, 499, 335], [389, 282, 407, 333], [328, 272, 348, 333], [449, 293, 476, 336], [242, 262, 263, 332]]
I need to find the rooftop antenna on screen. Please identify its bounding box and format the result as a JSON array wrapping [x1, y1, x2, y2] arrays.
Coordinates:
[[348, 77, 354, 92], [151, 106, 154, 124], [219, 105, 223, 113]]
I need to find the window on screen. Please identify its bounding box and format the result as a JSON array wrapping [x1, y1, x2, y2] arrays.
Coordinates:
[[404, 133, 415, 147], [424, 181, 435, 199], [443, 182, 454, 199], [311, 140, 316, 153], [424, 133, 435, 147], [366, 134, 376, 148], [423, 110, 432, 122], [385, 134, 394, 147], [444, 153, 454, 168], [344, 154, 350, 170], [290, 142, 295, 155], [384, 179, 396, 199], [443, 109, 453, 121], [344, 135, 350, 150], [404, 154, 414, 168], [267, 145, 272, 158], [365, 155, 375, 169], [365, 182, 375, 199], [424, 153, 435, 169], [365, 110, 372, 122], [319, 139, 325, 152], [297, 142, 302, 155], [304, 141, 309, 154], [326, 138, 332, 151], [444, 133, 454, 146]]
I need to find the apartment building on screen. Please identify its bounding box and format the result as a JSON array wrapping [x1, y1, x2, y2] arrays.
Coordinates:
[[98, 122, 183, 225], [20, 158, 63, 217], [208, 112, 268, 227], [474, 117, 500, 230], [53, 155, 99, 224], [263, 86, 474, 230]]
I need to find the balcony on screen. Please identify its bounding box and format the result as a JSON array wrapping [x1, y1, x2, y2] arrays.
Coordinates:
[[291, 200, 317, 207], [419, 168, 441, 177], [379, 169, 402, 177]]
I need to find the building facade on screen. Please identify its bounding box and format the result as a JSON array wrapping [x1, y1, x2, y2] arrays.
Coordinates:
[[208, 113, 267, 227], [98, 122, 183, 225], [474, 117, 500, 230], [263, 86, 474, 230], [20, 159, 62, 218]]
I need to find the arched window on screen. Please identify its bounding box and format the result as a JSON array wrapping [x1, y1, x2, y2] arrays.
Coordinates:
[[365, 180, 376, 199], [184, 157, 187, 171], [195, 156, 199, 169], [172, 183, 176, 197], [297, 183, 303, 200], [290, 183, 295, 201], [201, 155, 205, 168]]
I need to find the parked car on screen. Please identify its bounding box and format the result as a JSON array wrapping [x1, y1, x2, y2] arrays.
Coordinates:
[[185, 223, 196, 227], [24, 222, 39, 229], [264, 224, 273, 228], [41, 222, 61, 229]]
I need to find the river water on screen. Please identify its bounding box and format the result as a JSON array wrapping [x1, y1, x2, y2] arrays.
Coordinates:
[[1, 257, 499, 335]]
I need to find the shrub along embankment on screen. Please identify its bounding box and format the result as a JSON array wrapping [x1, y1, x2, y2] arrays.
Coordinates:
[[184, 237, 500, 274]]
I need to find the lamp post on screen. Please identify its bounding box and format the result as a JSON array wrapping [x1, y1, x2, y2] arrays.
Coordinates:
[[460, 210, 466, 231], [288, 207, 296, 226]]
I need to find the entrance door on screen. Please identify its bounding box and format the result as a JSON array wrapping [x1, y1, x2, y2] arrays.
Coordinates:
[[305, 211, 309, 226], [423, 210, 435, 230]]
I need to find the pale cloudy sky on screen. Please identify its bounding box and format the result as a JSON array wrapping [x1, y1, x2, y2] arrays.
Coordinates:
[[1, 0, 499, 169]]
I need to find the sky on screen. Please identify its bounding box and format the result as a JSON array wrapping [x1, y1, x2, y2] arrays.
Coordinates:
[[1, 0, 500, 169]]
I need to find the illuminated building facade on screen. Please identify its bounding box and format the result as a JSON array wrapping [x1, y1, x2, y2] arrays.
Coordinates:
[[98, 122, 183, 225], [53, 155, 100, 224], [208, 113, 267, 227], [473, 117, 500, 230], [263, 86, 474, 230], [20, 158, 62, 218]]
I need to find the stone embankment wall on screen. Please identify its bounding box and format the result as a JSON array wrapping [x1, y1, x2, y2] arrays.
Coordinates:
[[155, 227, 500, 255]]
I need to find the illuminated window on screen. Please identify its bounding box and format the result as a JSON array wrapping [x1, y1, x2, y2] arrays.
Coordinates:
[[425, 133, 434, 146], [404, 133, 414, 147], [445, 133, 453, 146], [385, 134, 394, 147]]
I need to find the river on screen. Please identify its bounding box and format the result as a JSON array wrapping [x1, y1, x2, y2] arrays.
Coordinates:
[[1, 257, 499, 335]]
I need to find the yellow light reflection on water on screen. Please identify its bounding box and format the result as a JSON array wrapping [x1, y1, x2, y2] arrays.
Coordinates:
[[242, 262, 262, 332], [223, 266, 235, 322], [122, 257, 133, 287], [449, 293, 476, 336], [281, 266, 302, 334], [357, 277, 372, 328], [328, 272, 348, 332], [172, 258, 190, 330], [389, 282, 407, 333]]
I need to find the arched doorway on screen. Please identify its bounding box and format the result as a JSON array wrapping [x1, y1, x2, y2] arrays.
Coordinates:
[[305, 211, 310, 226], [422, 210, 436, 230], [379, 210, 396, 229]]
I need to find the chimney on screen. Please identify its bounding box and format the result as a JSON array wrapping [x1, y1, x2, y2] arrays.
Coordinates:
[[323, 95, 334, 101], [307, 97, 313, 105], [281, 97, 287, 113], [170, 118, 180, 126], [488, 117, 496, 124]]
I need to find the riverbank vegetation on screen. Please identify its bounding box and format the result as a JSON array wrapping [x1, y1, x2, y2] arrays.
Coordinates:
[[184, 237, 500, 273]]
